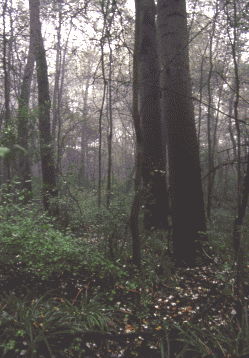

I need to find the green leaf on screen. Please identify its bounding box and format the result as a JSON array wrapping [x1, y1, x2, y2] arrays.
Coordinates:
[[223, 284, 233, 296], [0, 147, 10, 157], [215, 273, 225, 281]]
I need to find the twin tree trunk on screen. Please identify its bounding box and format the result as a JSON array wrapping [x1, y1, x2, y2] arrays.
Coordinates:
[[138, 0, 168, 231], [133, 0, 208, 268], [28, 0, 207, 268]]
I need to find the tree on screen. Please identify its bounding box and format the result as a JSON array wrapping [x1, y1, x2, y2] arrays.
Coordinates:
[[206, 12, 218, 221], [106, 45, 113, 209], [226, 0, 245, 328], [2, 0, 11, 186], [129, 0, 143, 272], [29, 0, 58, 215], [17, 28, 35, 204], [78, 54, 91, 189], [2, 0, 10, 124], [138, 0, 168, 231], [157, 0, 208, 267]]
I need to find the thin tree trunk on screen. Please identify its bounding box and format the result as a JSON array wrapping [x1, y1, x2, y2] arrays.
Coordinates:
[[30, 0, 58, 215], [2, 0, 11, 185], [3, 0, 10, 124], [17, 38, 35, 204], [230, 0, 244, 327], [206, 21, 215, 220], [52, 5, 61, 143], [139, 0, 168, 231], [79, 59, 90, 188], [129, 0, 142, 273], [107, 46, 113, 209], [98, 55, 107, 209]]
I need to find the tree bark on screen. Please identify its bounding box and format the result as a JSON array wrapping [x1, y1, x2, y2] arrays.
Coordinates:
[[79, 61, 90, 188], [2, 0, 11, 185], [29, 0, 58, 215], [98, 42, 107, 208], [107, 46, 113, 209], [157, 0, 207, 267], [3, 0, 10, 124], [229, 0, 244, 327], [129, 0, 142, 272], [138, 0, 168, 231], [17, 37, 35, 204]]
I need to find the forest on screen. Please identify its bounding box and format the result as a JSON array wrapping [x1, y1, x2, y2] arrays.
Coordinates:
[[0, 0, 249, 357]]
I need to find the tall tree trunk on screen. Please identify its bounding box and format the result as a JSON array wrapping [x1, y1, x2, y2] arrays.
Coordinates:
[[98, 46, 107, 209], [206, 22, 215, 220], [55, 27, 72, 191], [3, 0, 10, 124], [51, 4, 62, 189], [79, 60, 90, 188], [129, 7, 143, 314], [52, 4, 61, 143], [17, 37, 35, 204], [139, 0, 168, 231], [157, 0, 207, 268], [229, 0, 244, 327], [2, 0, 11, 185], [29, 0, 58, 215], [129, 0, 142, 272], [233, 151, 248, 326], [107, 46, 113, 209]]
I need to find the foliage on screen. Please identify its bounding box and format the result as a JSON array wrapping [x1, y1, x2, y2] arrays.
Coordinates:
[[0, 181, 249, 357], [0, 288, 117, 358]]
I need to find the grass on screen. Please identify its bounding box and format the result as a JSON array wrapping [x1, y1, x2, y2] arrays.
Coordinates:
[[0, 186, 249, 357]]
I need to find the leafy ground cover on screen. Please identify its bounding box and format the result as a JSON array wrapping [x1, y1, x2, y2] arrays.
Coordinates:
[[0, 190, 249, 357]]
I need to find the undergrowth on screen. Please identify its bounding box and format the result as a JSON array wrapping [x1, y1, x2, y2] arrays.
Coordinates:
[[0, 184, 249, 357]]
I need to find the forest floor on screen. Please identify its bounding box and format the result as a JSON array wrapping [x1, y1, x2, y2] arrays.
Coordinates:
[[1, 238, 247, 357], [0, 216, 248, 358]]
